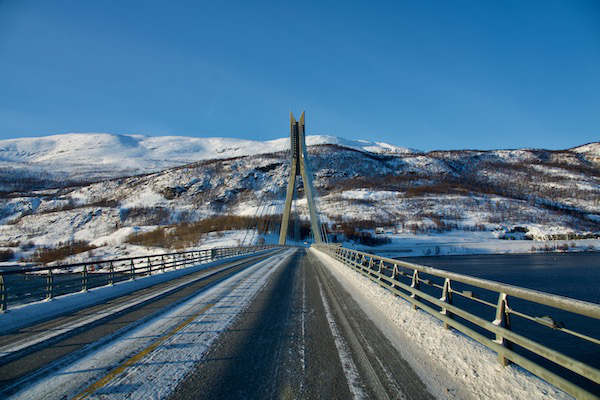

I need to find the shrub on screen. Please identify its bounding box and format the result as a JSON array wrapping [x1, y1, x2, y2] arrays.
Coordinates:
[[558, 243, 569, 251], [0, 249, 14, 262], [124, 214, 283, 249], [31, 241, 97, 264], [120, 207, 172, 225], [19, 241, 35, 251]]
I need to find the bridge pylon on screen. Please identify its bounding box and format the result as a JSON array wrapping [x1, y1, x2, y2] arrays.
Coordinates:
[[279, 112, 323, 245]]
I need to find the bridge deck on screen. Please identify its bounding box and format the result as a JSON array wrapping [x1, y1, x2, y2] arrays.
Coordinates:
[[0, 248, 433, 399]]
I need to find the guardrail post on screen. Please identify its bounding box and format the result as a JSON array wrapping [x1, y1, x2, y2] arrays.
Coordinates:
[[147, 257, 152, 275], [46, 269, 54, 300], [109, 262, 114, 285], [210, 249, 215, 261], [130, 259, 136, 280], [440, 278, 452, 328], [0, 273, 7, 312], [493, 292, 511, 366], [391, 265, 399, 290], [410, 270, 420, 310], [82, 265, 88, 292]]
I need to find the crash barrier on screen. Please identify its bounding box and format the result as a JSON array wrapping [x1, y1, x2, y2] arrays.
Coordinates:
[[0, 245, 280, 311], [314, 244, 600, 399]]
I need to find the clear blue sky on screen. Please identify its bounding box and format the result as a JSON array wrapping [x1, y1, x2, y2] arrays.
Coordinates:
[[1, 0, 599, 150]]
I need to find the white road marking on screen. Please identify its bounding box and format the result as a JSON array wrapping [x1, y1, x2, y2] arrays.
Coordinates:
[[316, 279, 366, 400]]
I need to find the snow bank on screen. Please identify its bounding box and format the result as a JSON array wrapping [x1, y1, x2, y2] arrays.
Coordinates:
[[310, 248, 572, 400], [0, 250, 274, 334]]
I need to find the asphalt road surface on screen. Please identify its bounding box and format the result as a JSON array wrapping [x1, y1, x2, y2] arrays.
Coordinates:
[[0, 251, 280, 394], [170, 249, 434, 400]]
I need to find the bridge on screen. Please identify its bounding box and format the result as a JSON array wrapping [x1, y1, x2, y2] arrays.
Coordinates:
[[0, 114, 598, 400]]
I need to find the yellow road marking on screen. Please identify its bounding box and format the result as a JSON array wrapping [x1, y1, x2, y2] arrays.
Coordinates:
[[72, 302, 215, 400], [72, 258, 264, 399]]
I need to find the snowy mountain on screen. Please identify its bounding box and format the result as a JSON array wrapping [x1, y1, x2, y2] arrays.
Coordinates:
[[0, 133, 414, 190], [0, 135, 599, 263]]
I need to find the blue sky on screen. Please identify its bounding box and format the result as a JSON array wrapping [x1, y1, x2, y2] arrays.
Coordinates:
[[1, 0, 599, 151]]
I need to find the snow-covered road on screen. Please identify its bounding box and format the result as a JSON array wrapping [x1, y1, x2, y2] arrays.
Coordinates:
[[8, 248, 296, 400]]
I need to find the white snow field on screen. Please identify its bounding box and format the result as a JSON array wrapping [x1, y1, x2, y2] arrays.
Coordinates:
[[7, 248, 296, 400], [340, 230, 600, 258], [0, 132, 413, 181], [310, 248, 572, 400]]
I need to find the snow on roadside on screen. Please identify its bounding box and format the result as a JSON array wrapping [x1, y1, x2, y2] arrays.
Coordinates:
[[345, 230, 600, 258], [9, 248, 295, 400], [0, 249, 275, 333], [310, 248, 572, 400]]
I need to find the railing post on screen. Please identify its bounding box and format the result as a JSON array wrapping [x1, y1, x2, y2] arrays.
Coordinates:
[[493, 292, 511, 366], [161, 255, 165, 273], [210, 249, 215, 260], [130, 259, 136, 280], [46, 269, 54, 300], [410, 270, 420, 310], [391, 265, 399, 290], [109, 262, 114, 285], [378, 259, 384, 280], [147, 256, 152, 275], [82, 265, 88, 292], [0, 273, 7, 312], [440, 278, 453, 329]]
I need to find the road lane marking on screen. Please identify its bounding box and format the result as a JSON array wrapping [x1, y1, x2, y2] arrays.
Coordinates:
[[71, 251, 291, 399], [72, 302, 216, 400], [316, 278, 366, 400]]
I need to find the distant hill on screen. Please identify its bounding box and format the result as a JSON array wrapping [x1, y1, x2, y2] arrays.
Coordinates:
[[0, 133, 415, 190]]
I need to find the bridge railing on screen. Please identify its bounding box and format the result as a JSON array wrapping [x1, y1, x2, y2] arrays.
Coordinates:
[[313, 244, 600, 400], [0, 244, 280, 312]]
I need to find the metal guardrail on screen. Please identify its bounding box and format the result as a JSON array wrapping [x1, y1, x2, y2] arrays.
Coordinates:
[[314, 244, 600, 400], [0, 245, 280, 312]]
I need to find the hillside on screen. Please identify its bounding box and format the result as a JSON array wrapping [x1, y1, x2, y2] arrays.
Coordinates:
[[0, 133, 413, 190], [0, 137, 599, 262]]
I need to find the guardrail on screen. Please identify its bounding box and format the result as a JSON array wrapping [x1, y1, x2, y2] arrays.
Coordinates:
[[313, 244, 600, 400], [0, 245, 280, 312]]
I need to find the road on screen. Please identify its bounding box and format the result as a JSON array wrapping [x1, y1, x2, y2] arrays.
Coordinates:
[[1, 248, 434, 399]]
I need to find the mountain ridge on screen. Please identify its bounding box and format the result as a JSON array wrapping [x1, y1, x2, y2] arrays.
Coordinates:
[[0, 132, 598, 194]]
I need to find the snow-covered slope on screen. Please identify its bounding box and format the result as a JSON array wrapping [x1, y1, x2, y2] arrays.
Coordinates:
[[0, 133, 599, 263], [0, 133, 414, 188], [571, 142, 600, 155]]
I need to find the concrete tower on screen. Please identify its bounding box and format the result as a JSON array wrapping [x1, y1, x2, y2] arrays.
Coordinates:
[[279, 112, 323, 245]]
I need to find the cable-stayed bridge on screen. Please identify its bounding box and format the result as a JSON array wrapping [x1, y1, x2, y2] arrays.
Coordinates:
[[0, 114, 598, 400]]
